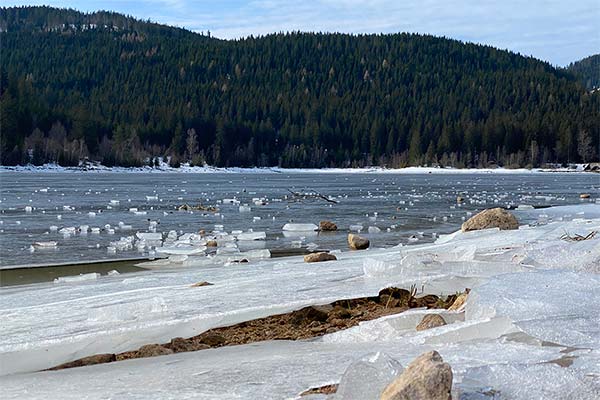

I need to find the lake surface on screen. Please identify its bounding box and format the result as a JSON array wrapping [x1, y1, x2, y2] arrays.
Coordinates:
[[0, 171, 597, 267]]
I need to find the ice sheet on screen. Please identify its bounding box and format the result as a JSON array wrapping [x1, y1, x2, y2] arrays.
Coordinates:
[[1, 205, 599, 399]]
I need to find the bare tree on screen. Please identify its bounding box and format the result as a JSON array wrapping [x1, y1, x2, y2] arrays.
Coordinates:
[[185, 128, 198, 163], [577, 129, 595, 162]]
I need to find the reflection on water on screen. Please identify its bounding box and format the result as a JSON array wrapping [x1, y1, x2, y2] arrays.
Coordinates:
[[0, 259, 146, 287]]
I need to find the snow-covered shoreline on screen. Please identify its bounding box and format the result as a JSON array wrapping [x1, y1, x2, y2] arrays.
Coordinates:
[[0, 163, 589, 174]]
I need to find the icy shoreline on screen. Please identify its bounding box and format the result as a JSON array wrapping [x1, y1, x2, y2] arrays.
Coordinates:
[[0, 163, 588, 174], [0, 205, 599, 398]]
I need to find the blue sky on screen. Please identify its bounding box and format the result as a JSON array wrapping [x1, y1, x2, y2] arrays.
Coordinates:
[[5, 0, 599, 66]]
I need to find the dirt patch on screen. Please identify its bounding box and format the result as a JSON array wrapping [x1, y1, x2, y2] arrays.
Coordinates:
[[49, 288, 463, 371]]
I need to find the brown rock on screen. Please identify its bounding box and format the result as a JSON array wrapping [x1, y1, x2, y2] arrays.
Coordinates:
[[190, 281, 213, 287], [456, 196, 464, 203], [169, 337, 210, 353], [206, 240, 218, 247], [381, 350, 452, 400], [48, 353, 116, 370], [378, 287, 411, 307], [300, 384, 339, 396], [135, 344, 174, 358], [329, 318, 346, 327], [198, 332, 227, 347], [290, 305, 333, 325], [580, 193, 591, 199], [310, 325, 327, 334], [319, 220, 338, 231], [379, 294, 400, 308], [304, 252, 337, 263], [416, 314, 447, 331], [348, 233, 370, 250], [410, 294, 441, 309], [448, 292, 468, 311], [329, 305, 352, 319], [461, 208, 518, 232]]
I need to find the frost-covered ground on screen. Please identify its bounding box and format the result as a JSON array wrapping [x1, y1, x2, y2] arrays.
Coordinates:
[[0, 162, 589, 174], [0, 205, 599, 399]]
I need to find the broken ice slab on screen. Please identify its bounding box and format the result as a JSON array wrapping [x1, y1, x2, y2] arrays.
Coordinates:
[[54, 273, 100, 284], [32, 241, 58, 248], [368, 226, 381, 233], [136, 232, 163, 241], [236, 231, 266, 241], [155, 246, 207, 256], [333, 352, 403, 400], [283, 230, 318, 238], [239, 205, 252, 212], [237, 240, 267, 252], [282, 223, 319, 231], [349, 225, 363, 232], [222, 198, 240, 205]]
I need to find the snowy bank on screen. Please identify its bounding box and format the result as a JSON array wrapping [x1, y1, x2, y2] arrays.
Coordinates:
[[0, 162, 590, 174]]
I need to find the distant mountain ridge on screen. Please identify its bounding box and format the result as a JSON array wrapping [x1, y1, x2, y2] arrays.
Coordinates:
[[1, 6, 598, 168], [566, 54, 600, 91]]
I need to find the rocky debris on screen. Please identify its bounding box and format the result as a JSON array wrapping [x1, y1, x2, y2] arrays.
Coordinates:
[[304, 252, 337, 263], [300, 384, 339, 396], [177, 204, 218, 212], [328, 305, 352, 320], [198, 332, 227, 347], [190, 281, 213, 287], [168, 337, 209, 353], [410, 294, 442, 309], [48, 287, 457, 371], [378, 287, 412, 308], [416, 314, 447, 331], [290, 305, 333, 325], [319, 220, 338, 231], [448, 291, 469, 311], [134, 344, 173, 358], [461, 207, 518, 232], [381, 351, 453, 400], [206, 240, 218, 247], [348, 233, 370, 250], [47, 353, 116, 370], [580, 193, 591, 199]]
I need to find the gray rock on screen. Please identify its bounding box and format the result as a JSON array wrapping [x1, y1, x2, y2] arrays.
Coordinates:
[[416, 314, 447, 331], [461, 208, 518, 232]]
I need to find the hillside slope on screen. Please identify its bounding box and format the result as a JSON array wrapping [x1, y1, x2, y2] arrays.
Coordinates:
[[566, 54, 600, 91], [1, 6, 598, 167]]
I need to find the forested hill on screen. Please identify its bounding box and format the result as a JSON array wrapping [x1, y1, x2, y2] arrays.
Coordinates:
[[1, 6, 598, 168], [566, 54, 600, 91]]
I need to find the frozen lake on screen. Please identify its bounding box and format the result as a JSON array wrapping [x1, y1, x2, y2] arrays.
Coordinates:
[[0, 171, 597, 267]]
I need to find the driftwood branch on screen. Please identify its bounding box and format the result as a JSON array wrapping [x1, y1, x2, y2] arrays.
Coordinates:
[[287, 189, 338, 204], [560, 231, 597, 242]]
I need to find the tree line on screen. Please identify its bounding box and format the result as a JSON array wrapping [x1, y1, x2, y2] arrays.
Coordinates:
[[1, 6, 598, 168]]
